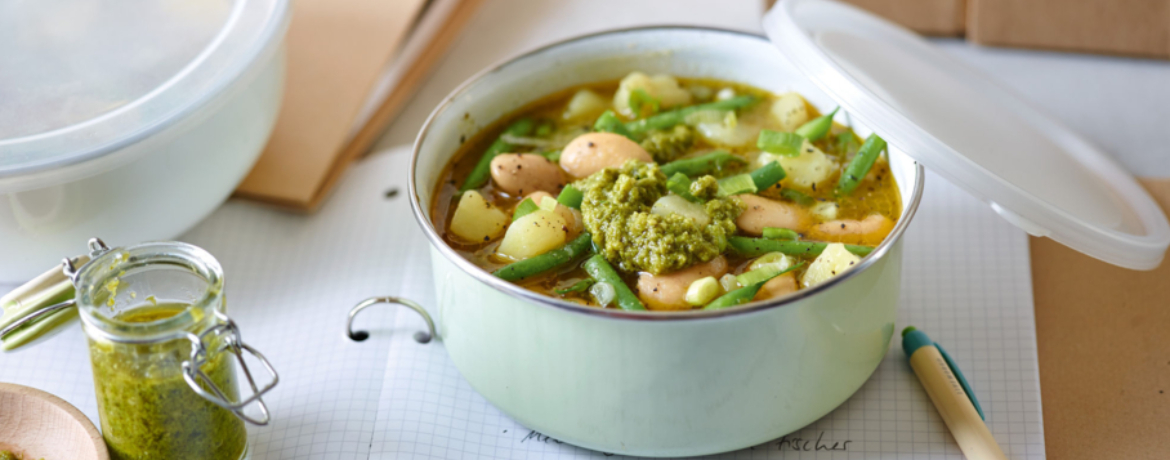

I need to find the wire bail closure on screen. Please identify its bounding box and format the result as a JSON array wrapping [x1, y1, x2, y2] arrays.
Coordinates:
[[182, 308, 279, 426]]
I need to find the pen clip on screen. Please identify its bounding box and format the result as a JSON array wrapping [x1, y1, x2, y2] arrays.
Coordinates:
[[935, 343, 985, 420]]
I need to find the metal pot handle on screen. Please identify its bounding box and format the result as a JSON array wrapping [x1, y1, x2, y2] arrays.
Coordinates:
[[345, 296, 435, 344]]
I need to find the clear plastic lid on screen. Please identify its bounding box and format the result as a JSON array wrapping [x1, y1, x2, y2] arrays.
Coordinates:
[[764, 0, 1170, 270], [0, 0, 290, 177]]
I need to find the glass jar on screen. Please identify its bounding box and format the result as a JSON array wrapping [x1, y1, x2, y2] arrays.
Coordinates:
[[70, 239, 276, 460]]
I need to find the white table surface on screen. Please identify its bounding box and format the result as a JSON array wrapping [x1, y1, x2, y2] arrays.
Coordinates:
[[374, 0, 1170, 177]]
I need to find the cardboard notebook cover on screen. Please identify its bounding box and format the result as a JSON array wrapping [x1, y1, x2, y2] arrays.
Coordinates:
[[235, 0, 483, 211], [1032, 177, 1170, 459], [839, 0, 966, 36], [968, 0, 1170, 59]]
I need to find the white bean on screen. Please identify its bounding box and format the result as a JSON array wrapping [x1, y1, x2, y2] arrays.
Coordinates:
[[636, 256, 729, 311], [807, 214, 894, 246], [559, 132, 652, 179], [735, 194, 812, 236], [490, 153, 567, 196]]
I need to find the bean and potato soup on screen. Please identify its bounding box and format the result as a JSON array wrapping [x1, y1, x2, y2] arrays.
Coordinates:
[[431, 72, 901, 311]]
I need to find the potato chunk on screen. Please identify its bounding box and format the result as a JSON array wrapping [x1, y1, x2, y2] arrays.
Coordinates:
[[774, 140, 836, 191], [770, 92, 809, 132], [562, 89, 609, 122], [496, 210, 569, 261], [693, 117, 761, 148], [449, 191, 508, 243], [613, 72, 692, 118], [801, 243, 861, 288]]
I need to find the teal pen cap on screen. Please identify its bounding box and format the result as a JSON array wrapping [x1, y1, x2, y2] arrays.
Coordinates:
[[900, 326, 986, 420]]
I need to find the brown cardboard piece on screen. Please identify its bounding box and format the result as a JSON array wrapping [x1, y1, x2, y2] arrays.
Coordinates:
[[1031, 177, 1170, 459], [838, 0, 966, 36], [968, 0, 1170, 59], [235, 0, 483, 211]]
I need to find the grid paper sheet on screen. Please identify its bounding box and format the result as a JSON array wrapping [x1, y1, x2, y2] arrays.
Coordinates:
[[0, 149, 421, 459], [369, 163, 1046, 459]]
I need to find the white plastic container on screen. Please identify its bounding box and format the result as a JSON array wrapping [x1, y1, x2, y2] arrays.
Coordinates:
[[0, 0, 291, 282]]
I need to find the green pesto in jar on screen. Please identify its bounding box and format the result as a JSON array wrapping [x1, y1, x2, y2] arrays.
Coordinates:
[[89, 304, 246, 460], [578, 160, 741, 274]]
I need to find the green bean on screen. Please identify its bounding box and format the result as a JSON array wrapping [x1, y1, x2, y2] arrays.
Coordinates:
[[834, 131, 859, 156], [582, 255, 645, 311], [750, 161, 786, 191], [512, 198, 539, 221], [593, 110, 634, 139], [780, 188, 815, 207], [493, 233, 593, 282], [540, 150, 562, 162], [728, 237, 874, 258], [667, 173, 701, 203], [703, 284, 764, 310], [557, 184, 584, 209], [659, 151, 745, 177], [460, 118, 536, 191], [795, 107, 839, 141], [628, 89, 660, 117], [836, 133, 887, 196], [762, 227, 800, 240], [534, 119, 555, 138], [624, 95, 758, 136], [555, 278, 595, 295]]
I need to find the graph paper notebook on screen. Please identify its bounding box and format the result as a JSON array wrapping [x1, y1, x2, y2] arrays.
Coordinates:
[[0, 147, 1044, 459]]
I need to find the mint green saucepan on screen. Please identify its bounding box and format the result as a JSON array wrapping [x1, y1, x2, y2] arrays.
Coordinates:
[[389, 27, 923, 457]]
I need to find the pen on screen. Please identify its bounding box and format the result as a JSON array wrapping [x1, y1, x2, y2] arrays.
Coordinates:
[[902, 326, 1007, 460]]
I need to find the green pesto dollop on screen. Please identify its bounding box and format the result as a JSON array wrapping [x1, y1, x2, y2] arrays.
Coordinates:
[[689, 175, 720, 201], [578, 160, 741, 274], [639, 125, 694, 163]]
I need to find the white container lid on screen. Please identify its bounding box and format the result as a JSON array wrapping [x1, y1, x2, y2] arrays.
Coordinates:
[[764, 0, 1170, 270], [0, 0, 290, 179]]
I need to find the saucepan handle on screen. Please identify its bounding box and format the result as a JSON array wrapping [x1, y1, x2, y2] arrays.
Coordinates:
[[346, 296, 435, 344]]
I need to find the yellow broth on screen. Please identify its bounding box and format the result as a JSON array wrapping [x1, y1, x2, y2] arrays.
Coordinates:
[[431, 76, 901, 308]]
